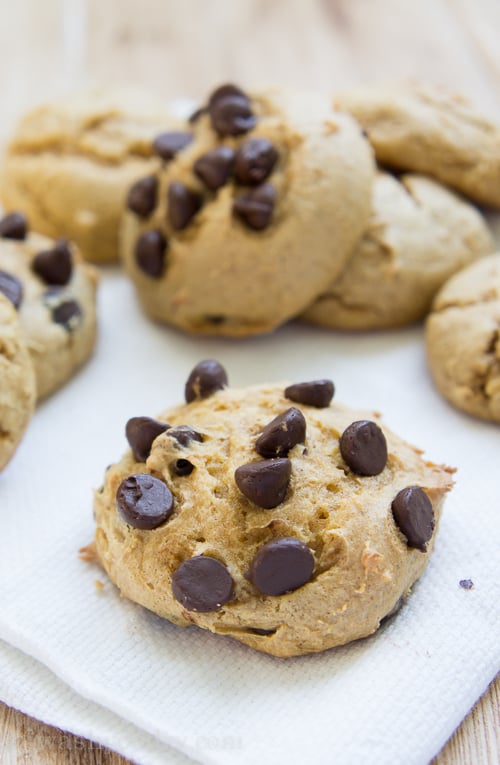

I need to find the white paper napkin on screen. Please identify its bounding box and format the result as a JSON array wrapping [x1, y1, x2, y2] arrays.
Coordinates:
[[0, 270, 498, 765]]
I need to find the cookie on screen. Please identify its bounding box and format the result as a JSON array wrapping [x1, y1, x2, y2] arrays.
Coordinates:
[[120, 84, 374, 336], [94, 360, 454, 658], [0, 89, 177, 263], [426, 254, 500, 423], [0, 292, 36, 471], [0, 212, 98, 399], [336, 83, 500, 208], [302, 172, 493, 329]]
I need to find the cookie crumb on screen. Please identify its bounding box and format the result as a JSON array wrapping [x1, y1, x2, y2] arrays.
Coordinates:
[[94, 579, 105, 592], [459, 579, 474, 590], [79, 542, 98, 563]]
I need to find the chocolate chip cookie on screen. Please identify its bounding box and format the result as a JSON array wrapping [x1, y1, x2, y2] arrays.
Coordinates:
[[303, 172, 493, 329], [94, 360, 454, 657], [0, 291, 36, 471], [121, 84, 374, 336], [426, 254, 500, 423], [0, 212, 98, 399], [337, 83, 500, 208], [0, 89, 177, 263]]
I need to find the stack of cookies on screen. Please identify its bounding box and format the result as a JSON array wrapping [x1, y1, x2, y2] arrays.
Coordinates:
[[0, 80, 498, 656]]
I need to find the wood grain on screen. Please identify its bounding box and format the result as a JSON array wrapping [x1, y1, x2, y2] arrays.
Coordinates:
[[0, 0, 499, 762]]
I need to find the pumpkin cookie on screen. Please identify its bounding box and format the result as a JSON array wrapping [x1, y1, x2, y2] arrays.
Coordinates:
[[426, 254, 500, 422], [303, 172, 493, 329], [0, 212, 98, 399], [0, 290, 36, 471], [94, 360, 454, 657], [0, 89, 177, 262], [337, 83, 500, 208], [121, 84, 374, 335]]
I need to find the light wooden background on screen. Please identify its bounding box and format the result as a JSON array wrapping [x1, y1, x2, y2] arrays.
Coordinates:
[[0, 0, 499, 762]]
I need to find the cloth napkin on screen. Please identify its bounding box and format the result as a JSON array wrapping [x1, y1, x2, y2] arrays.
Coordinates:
[[0, 269, 498, 765]]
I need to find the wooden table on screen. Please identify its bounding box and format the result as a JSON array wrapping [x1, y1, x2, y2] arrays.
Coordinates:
[[0, 0, 499, 761]]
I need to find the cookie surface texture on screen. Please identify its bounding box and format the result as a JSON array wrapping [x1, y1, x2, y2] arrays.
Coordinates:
[[426, 254, 500, 423], [0, 89, 177, 262], [0, 293, 36, 471], [94, 366, 454, 657], [336, 83, 500, 208], [303, 172, 493, 329], [121, 85, 374, 336], [0, 217, 98, 399]]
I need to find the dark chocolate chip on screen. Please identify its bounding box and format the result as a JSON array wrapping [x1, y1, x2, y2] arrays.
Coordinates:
[[235, 458, 291, 509], [0, 212, 28, 240], [255, 407, 306, 458], [125, 416, 169, 462], [32, 239, 73, 286], [249, 538, 314, 596], [153, 131, 194, 161], [171, 458, 194, 476], [134, 229, 167, 277], [284, 379, 334, 408], [172, 555, 234, 611], [185, 359, 228, 403], [194, 146, 236, 190], [459, 579, 474, 590], [116, 473, 174, 530], [235, 138, 278, 185], [168, 182, 202, 231], [233, 183, 276, 230], [339, 420, 387, 476], [391, 486, 434, 551], [208, 83, 256, 136], [0, 271, 23, 309], [188, 106, 206, 124], [126, 175, 158, 217], [166, 425, 204, 446], [52, 299, 82, 331]]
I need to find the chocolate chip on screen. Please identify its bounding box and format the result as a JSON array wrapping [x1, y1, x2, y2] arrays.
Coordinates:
[[166, 425, 204, 447], [32, 239, 73, 286], [51, 299, 82, 331], [249, 538, 314, 596], [194, 146, 236, 190], [284, 380, 334, 408], [0, 212, 28, 240], [125, 416, 169, 462], [235, 458, 291, 509], [208, 84, 256, 136], [116, 474, 174, 530], [153, 131, 193, 160], [188, 106, 206, 124], [339, 420, 387, 476], [255, 407, 306, 458], [233, 183, 275, 230], [185, 359, 228, 403], [235, 138, 278, 185], [172, 555, 234, 611], [171, 458, 194, 476], [459, 579, 474, 590], [391, 486, 434, 551], [0, 271, 23, 309], [168, 182, 202, 231], [135, 230, 167, 277], [126, 176, 158, 217]]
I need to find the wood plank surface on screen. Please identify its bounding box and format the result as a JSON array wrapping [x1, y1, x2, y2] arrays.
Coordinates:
[[0, 0, 499, 762]]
